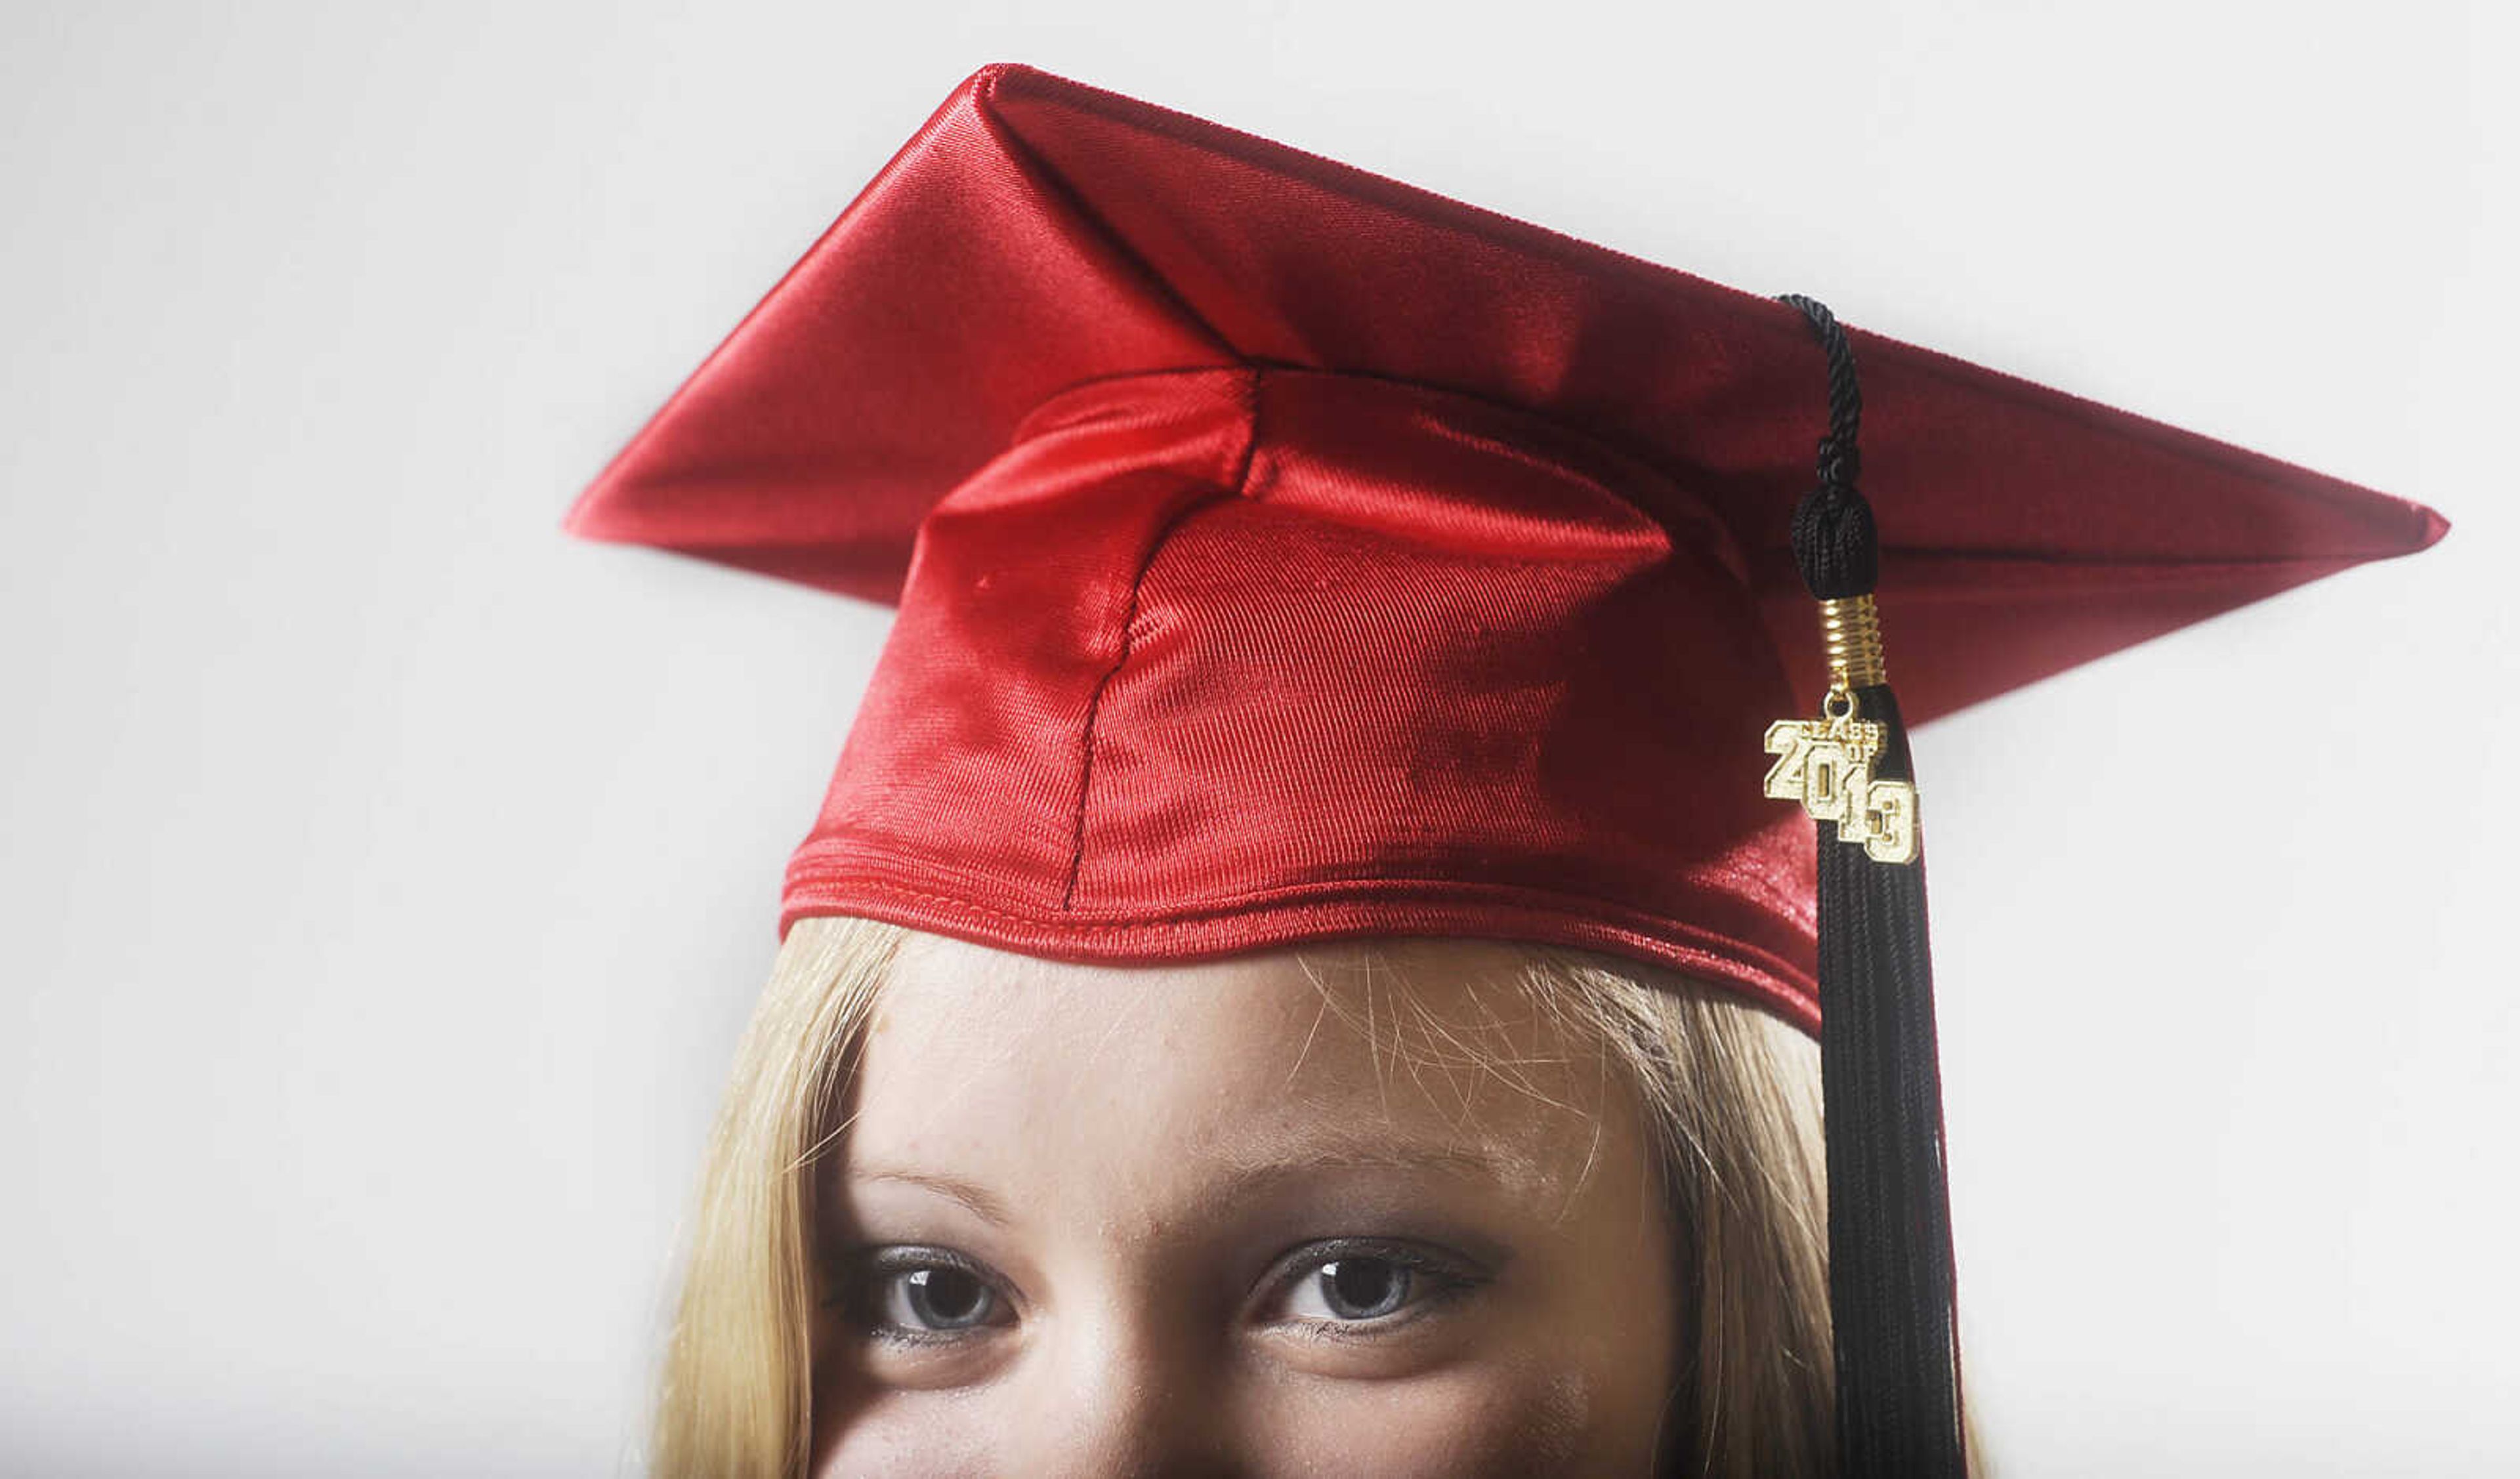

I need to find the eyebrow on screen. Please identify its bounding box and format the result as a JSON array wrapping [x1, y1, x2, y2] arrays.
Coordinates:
[[1215, 1141, 1521, 1188], [844, 1142, 1534, 1233], [847, 1166, 1015, 1228]]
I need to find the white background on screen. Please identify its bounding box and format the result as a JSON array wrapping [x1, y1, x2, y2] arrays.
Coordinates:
[[3, 3, 2511, 1474]]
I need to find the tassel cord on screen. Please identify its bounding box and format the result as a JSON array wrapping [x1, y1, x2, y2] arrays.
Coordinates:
[[1775, 292, 1967, 1479]]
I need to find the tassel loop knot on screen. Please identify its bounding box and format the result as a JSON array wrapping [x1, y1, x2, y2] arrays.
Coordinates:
[[1777, 293, 1881, 601]]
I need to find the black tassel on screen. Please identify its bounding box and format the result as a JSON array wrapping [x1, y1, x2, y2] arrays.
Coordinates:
[[1776, 293, 1967, 1479]]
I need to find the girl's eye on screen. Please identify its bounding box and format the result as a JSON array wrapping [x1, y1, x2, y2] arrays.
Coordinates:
[[1264, 1239, 1485, 1329], [882, 1264, 999, 1331], [1290, 1255, 1414, 1321], [833, 1248, 1015, 1340]]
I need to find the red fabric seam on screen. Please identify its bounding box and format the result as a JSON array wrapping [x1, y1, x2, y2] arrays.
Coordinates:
[[1058, 366, 1268, 911]]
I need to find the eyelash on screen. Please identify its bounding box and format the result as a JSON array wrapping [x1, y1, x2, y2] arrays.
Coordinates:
[[825, 1245, 1011, 1348], [1257, 1237, 1486, 1338], [823, 1238, 1488, 1347]]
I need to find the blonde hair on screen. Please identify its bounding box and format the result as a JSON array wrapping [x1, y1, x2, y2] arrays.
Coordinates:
[[650, 915, 1835, 1479]]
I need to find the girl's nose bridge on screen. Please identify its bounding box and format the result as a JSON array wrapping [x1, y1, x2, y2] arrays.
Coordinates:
[[1015, 1292, 1240, 1477]]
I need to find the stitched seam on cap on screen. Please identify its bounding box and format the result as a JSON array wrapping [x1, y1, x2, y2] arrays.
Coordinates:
[[785, 868, 1821, 1034], [795, 837, 1810, 959], [1058, 366, 1267, 910]]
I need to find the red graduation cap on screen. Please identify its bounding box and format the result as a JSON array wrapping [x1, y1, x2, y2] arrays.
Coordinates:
[[568, 61, 2441, 1022], [566, 61, 2445, 1474]]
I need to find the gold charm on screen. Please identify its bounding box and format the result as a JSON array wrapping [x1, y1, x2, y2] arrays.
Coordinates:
[[1764, 684, 1920, 865]]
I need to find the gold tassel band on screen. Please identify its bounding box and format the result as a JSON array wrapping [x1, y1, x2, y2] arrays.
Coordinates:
[[1818, 594, 1888, 690]]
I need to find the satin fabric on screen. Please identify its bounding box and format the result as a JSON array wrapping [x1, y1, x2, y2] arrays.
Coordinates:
[[566, 63, 2446, 1030]]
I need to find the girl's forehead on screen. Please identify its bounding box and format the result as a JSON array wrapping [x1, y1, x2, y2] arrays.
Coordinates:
[[873, 932, 1590, 1087], [841, 932, 1629, 1210]]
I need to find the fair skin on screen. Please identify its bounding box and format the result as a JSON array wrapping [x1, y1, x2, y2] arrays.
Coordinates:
[[807, 932, 1683, 1476]]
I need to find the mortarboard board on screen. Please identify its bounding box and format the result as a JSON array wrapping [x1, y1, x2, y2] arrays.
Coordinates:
[[566, 61, 2446, 1476]]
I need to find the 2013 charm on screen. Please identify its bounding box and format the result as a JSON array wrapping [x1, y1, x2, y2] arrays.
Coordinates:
[[1763, 690, 1919, 865]]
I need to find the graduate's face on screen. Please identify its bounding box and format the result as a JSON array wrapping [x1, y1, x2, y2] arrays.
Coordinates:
[[808, 933, 1683, 1476]]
